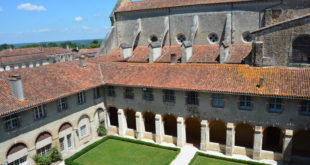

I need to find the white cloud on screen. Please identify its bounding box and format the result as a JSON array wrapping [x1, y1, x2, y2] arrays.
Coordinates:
[[82, 26, 92, 31], [0, 8, 3, 12], [17, 3, 47, 11], [74, 16, 83, 22], [33, 28, 49, 33]]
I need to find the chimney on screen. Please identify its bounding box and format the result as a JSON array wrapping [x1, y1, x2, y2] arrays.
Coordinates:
[[256, 76, 264, 88], [170, 54, 177, 64], [148, 42, 162, 63], [8, 46, 13, 52], [79, 55, 87, 67], [120, 43, 133, 58], [181, 41, 192, 63], [9, 75, 24, 101], [66, 44, 70, 50]]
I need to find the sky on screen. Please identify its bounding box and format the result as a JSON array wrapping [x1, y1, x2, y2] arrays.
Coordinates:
[[0, 0, 118, 44]]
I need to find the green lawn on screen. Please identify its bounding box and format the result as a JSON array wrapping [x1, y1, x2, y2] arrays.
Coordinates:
[[75, 139, 178, 165], [190, 155, 247, 165]]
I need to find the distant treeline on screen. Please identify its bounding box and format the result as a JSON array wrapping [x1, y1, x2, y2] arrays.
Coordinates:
[[0, 40, 101, 51]]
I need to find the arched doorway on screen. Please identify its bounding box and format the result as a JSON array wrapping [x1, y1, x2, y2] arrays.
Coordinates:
[[291, 35, 310, 64], [292, 130, 310, 157], [185, 117, 201, 147], [143, 112, 155, 133], [235, 123, 254, 148], [263, 126, 283, 152], [58, 123, 74, 153], [7, 143, 28, 165], [94, 108, 105, 129], [209, 120, 226, 144], [35, 132, 52, 155], [163, 114, 177, 137], [108, 107, 118, 127], [125, 109, 136, 130]]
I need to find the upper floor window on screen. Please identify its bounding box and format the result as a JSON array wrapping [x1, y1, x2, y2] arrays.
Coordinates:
[[94, 87, 101, 99], [300, 100, 310, 116], [163, 90, 175, 103], [269, 98, 282, 113], [4, 114, 20, 131], [212, 94, 224, 108], [239, 96, 252, 111], [186, 91, 199, 105], [143, 88, 154, 101], [291, 35, 310, 64], [77, 92, 86, 105], [107, 86, 116, 97], [58, 98, 68, 112], [124, 87, 134, 99], [34, 105, 46, 120]]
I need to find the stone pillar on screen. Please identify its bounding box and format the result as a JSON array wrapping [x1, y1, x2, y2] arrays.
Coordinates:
[[155, 114, 163, 143], [200, 120, 209, 151], [135, 112, 144, 140], [253, 126, 263, 160], [117, 109, 126, 137], [226, 123, 235, 156], [73, 128, 80, 148], [283, 129, 293, 162], [90, 120, 97, 139], [104, 110, 109, 130], [177, 117, 186, 147]]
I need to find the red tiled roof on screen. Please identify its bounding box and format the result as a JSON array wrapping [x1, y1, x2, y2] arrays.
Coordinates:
[[189, 45, 219, 63], [0, 47, 72, 65], [156, 46, 182, 63], [78, 48, 100, 55], [116, 0, 257, 12], [227, 44, 252, 64], [127, 46, 149, 62]]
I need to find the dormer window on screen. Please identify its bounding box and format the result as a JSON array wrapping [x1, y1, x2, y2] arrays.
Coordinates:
[[4, 114, 20, 131]]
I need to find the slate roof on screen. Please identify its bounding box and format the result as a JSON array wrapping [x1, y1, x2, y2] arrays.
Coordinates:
[[116, 0, 259, 12], [0, 55, 309, 116]]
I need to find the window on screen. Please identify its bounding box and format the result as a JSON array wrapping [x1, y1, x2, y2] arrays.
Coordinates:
[[150, 35, 158, 43], [94, 87, 101, 99], [124, 87, 134, 99], [59, 137, 65, 151], [80, 125, 87, 138], [143, 88, 154, 101], [4, 114, 20, 131], [212, 94, 224, 108], [107, 86, 116, 97], [37, 144, 51, 156], [239, 96, 252, 110], [163, 90, 175, 103], [291, 35, 310, 64], [34, 105, 46, 120], [269, 98, 282, 113], [300, 100, 310, 115], [67, 134, 72, 149], [177, 33, 186, 43], [186, 92, 199, 105], [58, 98, 68, 112], [77, 92, 86, 105], [242, 31, 253, 43], [8, 156, 27, 165], [208, 33, 219, 43]]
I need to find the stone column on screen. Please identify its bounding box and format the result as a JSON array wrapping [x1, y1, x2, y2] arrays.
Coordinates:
[[117, 109, 126, 137], [135, 112, 144, 140], [226, 123, 235, 156], [253, 126, 263, 160], [155, 114, 163, 143], [73, 128, 80, 148], [90, 120, 97, 139], [177, 117, 186, 147], [200, 120, 209, 151], [283, 129, 293, 162]]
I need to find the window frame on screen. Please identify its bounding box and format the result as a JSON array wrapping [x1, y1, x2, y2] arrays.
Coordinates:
[[300, 100, 310, 116], [4, 114, 20, 131], [80, 125, 88, 138], [77, 91, 86, 105], [143, 88, 154, 101], [124, 87, 134, 99], [268, 98, 282, 113], [37, 144, 51, 156], [163, 90, 175, 103], [93, 87, 101, 99], [239, 96, 252, 111], [107, 86, 116, 97], [57, 98, 68, 112], [33, 105, 46, 121], [186, 91, 199, 105], [212, 94, 224, 108]]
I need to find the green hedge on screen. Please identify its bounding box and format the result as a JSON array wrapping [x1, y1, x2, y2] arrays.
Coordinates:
[[65, 136, 180, 165], [189, 152, 270, 165]]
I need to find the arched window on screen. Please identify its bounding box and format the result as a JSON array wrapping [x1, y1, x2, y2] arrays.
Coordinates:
[[292, 35, 310, 64]]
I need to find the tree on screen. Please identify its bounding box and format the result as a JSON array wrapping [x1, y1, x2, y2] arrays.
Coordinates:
[[87, 40, 101, 48]]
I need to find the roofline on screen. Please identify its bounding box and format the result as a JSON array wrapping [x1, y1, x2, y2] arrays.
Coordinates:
[[251, 13, 310, 34]]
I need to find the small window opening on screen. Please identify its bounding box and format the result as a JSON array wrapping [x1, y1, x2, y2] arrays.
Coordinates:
[[208, 33, 219, 43]]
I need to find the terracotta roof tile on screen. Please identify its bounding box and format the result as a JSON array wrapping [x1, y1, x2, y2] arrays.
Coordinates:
[[117, 0, 257, 12], [227, 44, 252, 64], [156, 46, 182, 63], [189, 45, 219, 63], [127, 46, 149, 62]]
